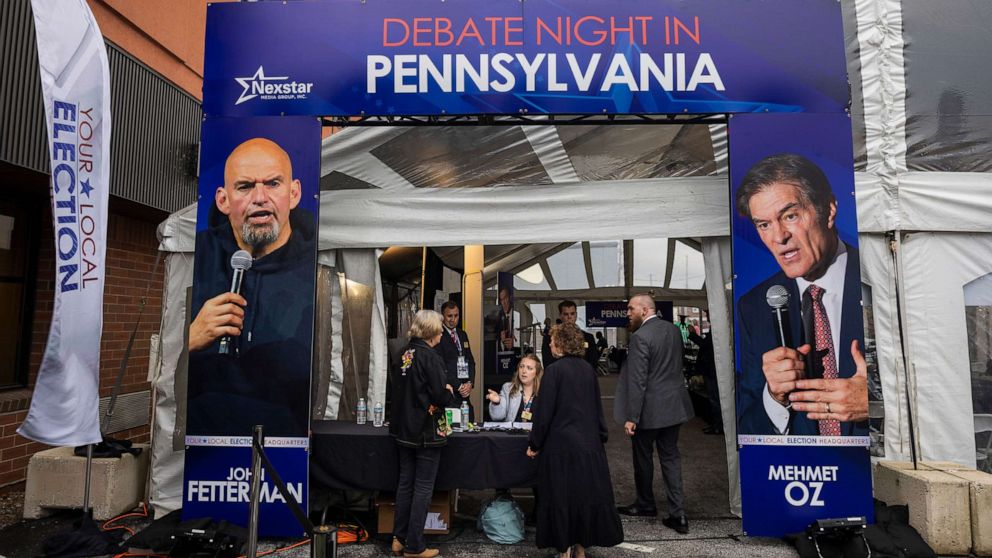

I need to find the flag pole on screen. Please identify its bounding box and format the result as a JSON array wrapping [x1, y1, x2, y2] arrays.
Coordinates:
[[83, 444, 94, 516]]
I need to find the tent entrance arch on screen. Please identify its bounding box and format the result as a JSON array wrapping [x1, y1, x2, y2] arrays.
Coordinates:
[[157, 0, 870, 539]]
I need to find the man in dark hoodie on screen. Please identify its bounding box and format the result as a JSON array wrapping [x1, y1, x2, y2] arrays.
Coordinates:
[[186, 137, 315, 438]]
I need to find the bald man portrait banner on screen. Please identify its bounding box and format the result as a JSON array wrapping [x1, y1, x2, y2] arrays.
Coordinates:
[[186, 119, 319, 438]]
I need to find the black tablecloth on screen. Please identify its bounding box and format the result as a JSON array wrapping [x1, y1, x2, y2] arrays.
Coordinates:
[[310, 421, 537, 492]]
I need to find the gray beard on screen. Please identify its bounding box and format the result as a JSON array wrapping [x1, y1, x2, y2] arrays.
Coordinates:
[[241, 220, 279, 250]]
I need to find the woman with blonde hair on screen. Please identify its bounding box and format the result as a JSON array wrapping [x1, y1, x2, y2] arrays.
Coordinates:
[[486, 354, 543, 423], [527, 324, 624, 558], [389, 309, 454, 558]]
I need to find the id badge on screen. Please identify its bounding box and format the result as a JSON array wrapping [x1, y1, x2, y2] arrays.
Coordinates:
[[520, 410, 533, 422], [457, 356, 469, 379]]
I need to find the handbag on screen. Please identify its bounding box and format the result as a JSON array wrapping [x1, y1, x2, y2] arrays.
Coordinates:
[[476, 494, 525, 544], [424, 404, 452, 444]]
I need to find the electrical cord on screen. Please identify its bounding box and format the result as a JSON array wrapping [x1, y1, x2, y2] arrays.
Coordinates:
[[102, 502, 151, 537], [245, 538, 311, 557], [318, 502, 370, 545]]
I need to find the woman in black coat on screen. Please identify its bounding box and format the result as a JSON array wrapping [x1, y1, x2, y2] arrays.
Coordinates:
[[389, 310, 454, 558], [527, 324, 624, 558]]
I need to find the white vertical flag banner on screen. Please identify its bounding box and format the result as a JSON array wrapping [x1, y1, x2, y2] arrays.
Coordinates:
[[18, 0, 112, 446]]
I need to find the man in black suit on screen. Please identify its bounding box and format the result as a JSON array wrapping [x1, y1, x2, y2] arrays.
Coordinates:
[[735, 153, 869, 437], [543, 300, 599, 368], [688, 317, 721, 435], [614, 294, 694, 532], [435, 301, 476, 420]]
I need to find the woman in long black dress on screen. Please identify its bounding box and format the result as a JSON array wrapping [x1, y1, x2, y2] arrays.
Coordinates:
[[527, 324, 624, 558]]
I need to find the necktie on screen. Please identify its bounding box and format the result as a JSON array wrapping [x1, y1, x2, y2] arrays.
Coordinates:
[[805, 284, 841, 436], [449, 329, 462, 352]]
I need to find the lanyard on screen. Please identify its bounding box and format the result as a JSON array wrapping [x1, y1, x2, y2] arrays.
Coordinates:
[[448, 328, 463, 354]]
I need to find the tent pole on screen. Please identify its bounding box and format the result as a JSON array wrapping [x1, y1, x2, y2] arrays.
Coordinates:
[[464, 246, 485, 419], [246, 425, 264, 558], [890, 230, 919, 469]]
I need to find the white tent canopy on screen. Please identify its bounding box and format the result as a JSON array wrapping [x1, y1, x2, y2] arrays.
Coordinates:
[[150, 0, 992, 517]]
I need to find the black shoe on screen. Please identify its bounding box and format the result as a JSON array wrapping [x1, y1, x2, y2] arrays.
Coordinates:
[[616, 504, 658, 517], [662, 515, 690, 534]]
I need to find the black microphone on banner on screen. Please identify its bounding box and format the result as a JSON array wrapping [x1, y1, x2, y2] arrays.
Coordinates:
[[218, 249, 252, 355], [765, 285, 790, 348]]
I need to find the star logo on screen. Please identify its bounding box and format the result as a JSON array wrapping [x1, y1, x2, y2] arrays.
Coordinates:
[[80, 178, 94, 198], [234, 66, 288, 105]]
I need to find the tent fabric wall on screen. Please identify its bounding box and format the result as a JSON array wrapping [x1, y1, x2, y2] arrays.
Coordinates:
[[702, 236, 739, 516], [900, 233, 992, 465], [898, 173, 992, 233], [853, 0, 992, 467], [148, 251, 192, 516]]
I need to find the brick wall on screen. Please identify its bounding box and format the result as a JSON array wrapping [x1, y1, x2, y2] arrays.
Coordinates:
[[0, 204, 164, 487]]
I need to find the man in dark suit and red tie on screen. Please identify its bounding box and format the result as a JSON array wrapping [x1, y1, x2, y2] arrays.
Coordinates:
[[436, 300, 476, 421], [735, 154, 869, 437]]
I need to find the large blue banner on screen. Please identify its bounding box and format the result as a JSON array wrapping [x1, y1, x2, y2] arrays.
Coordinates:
[[586, 301, 628, 328], [184, 116, 319, 536], [183, 444, 309, 537], [739, 445, 873, 536], [730, 113, 872, 536], [203, 0, 848, 117]]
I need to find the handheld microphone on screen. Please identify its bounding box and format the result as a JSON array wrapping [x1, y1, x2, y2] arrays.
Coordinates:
[[218, 250, 252, 355], [765, 285, 790, 348]]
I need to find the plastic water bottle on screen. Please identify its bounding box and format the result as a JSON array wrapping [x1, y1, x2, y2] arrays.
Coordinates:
[[373, 401, 384, 427], [460, 401, 470, 429], [356, 398, 367, 425]]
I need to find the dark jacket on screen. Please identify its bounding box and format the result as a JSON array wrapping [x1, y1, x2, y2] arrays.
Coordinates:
[[528, 356, 608, 453], [186, 209, 316, 438], [390, 338, 455, 448], [613, 316, 694, 429], [434, 327, 475, 404], [688, 330, 715, 379], [736, 244, 867, 436]]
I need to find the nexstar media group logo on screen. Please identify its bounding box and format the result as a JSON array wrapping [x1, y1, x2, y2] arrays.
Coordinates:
[[234, 66, 314, 105]]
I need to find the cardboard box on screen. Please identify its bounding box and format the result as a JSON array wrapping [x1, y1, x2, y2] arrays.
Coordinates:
[[377, 491, 453, 535]]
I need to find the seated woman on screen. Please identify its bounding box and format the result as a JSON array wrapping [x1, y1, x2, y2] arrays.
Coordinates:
[[486, 354, 543, 423], [487, 354, 544, 517]]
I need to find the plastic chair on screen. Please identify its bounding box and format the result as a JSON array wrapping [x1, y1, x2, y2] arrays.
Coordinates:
[[976, 414, 992, 472], [596, 348, 611, 376]]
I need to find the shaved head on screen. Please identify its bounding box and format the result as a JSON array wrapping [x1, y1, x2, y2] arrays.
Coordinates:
[[216, 137, 301, 257], [630, 294, 656, 311], [224, 138, 294, 182], [627, 294, 656, 331]]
